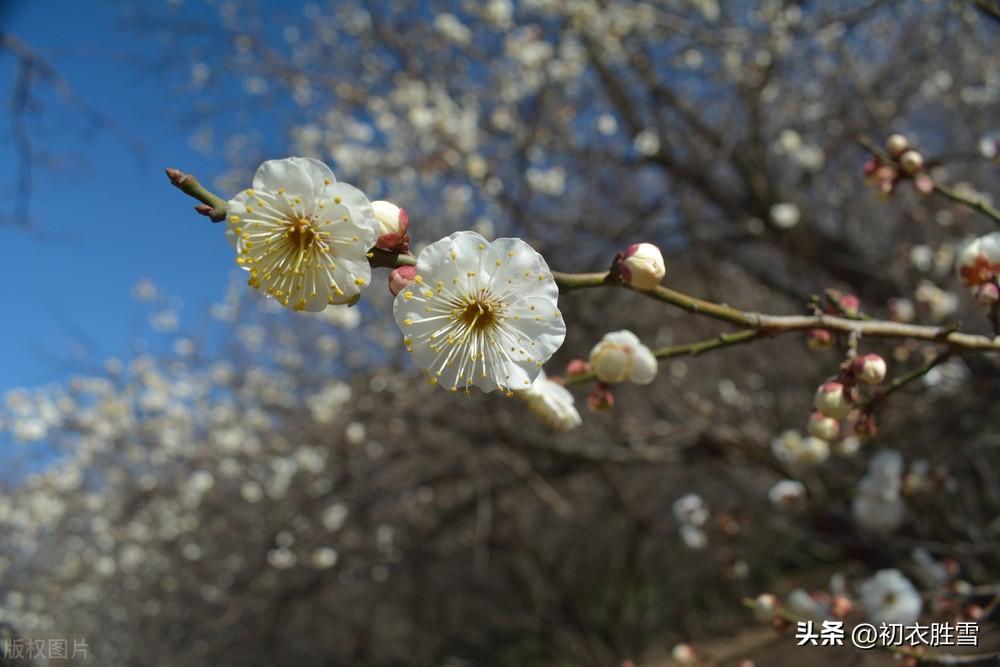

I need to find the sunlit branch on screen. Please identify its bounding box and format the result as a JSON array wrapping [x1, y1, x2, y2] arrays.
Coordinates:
[[553, 270, 1000, 353]]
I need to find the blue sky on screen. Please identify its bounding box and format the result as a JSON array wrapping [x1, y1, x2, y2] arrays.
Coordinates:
[[0, 1, 232, 391]]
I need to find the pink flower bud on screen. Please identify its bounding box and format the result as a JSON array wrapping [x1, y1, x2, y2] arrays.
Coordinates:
[[565, 359, 591, 376], [885, 133, 909, 159], [899, 149, 924, 175], [587, 382, 614, 412], [806, 329, 834, 351], [814, 381, 853, 420], [913, 173, 934, 194], [852, 353, 887, 385], [387, 265, 417, 296], [838, 294, 860, 317], [808, 411, 840, 441], [618, 242, 666, 290], [372, 200, 410, 253], [974, 282, 1000, 307], [831, 594, 853, 618]]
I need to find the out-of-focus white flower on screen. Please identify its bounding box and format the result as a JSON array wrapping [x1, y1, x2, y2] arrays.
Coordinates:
[[673, 493, 709, 527], [769, 202, 801, 229], [633, 128, 660, 156], [786, 589, 829, 620], [588, 330, 658, 385], [852, 353, 887, 385], [814, 381, 853, 420], [619, 243, 666, 290], [226, 157, 377, 311], [394, 231, 565, 393], [671, 643, 697, 665], [956, 232, 1000, 286], [679, 523, 708, 550], [768, 479, 807, 509], [915, 281, 959, 322], [853, 449, 905, 533], [516, 371, 581, 432], [771, 430, 829, 465], [979, 133, 1000, 160], [859, 569, 922, 625]]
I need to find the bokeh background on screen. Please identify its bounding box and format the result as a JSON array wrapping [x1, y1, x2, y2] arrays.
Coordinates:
[[1, 1, 999, 665]]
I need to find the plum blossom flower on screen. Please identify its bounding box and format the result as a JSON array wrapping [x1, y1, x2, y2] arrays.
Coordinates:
[[859, 569, 922, 625], [394, 231, 566, 393], [956, 232, 1000, 286], [516, 371, 581, 432], [588, 330, 658, 384], [853, 449, 905, 533], [226, 157, 377, 311]]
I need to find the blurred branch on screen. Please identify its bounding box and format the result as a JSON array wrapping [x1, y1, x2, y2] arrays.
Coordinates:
[[1, 32, 144, 227]]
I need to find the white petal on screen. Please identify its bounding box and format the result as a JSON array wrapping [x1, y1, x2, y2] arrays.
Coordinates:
[[252, 158, 317, 201], [603, 330, 642, 348], [629, 343, 658, 384]]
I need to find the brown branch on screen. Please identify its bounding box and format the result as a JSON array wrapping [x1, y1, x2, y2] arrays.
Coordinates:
[[553, 271, 1000, 353]]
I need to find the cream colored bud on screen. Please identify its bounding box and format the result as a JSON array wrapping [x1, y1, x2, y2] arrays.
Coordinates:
[[885, 133, 909, 158], [620, 242, 666, 290]]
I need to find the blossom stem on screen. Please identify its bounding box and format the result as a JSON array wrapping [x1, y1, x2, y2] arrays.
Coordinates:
[[863, 350, 954, 411], [552, 271, 1000, 353], [165, 168, 228, 222]]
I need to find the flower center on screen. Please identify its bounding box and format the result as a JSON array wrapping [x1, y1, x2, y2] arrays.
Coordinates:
[[286, 218, 318, 250], [460, 299, 497, 332]]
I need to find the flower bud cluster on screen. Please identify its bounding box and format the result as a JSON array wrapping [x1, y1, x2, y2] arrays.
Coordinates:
[[863, 134, 933, 197]]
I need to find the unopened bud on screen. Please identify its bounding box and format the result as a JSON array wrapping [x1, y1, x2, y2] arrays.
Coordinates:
[[899, 149, 924, 175], [852, 353, 887, 385], [565, 359, 591, 376], [885, 134, 909, 159], [974, 282, 1000, 307], [753, 594, 779, 623], [671, 643, 696, 666], [587, 382, 614, 412], [913, 172, 934, 194], [806, 329, 834, 351], [372, 200, 410, 252], [808, 411, 840, 441], [619, 242, 666, 290], [388, 265, 417, 296], [838, 294, 861, 317], [814, 381, 853, 420]]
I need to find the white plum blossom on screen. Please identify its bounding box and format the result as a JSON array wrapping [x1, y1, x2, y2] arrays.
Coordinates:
[[770, 430, 829, 466], [672, 493, 709, 527], [956, 232, 1000, 286], [768, 479, 807, 509], [393, 231, 566, 393], [769, 202, 801, 229], [516, 371, 581, 432], [853, 449, 906, 533], [226, 157, 378, 311], [588, 330, 658, 384], [859, 569, 922, 625]]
